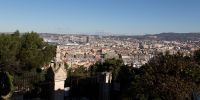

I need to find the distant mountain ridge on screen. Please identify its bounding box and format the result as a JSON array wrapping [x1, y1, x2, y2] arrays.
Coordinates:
[[1, 31, 200, 41], [145, 32, 200, 41]]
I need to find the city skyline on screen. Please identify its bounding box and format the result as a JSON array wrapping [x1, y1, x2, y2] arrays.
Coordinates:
[[0, 0, 200, 35]]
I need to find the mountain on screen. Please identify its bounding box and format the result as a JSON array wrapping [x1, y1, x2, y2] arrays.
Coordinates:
[[145, 32, 200, 41]]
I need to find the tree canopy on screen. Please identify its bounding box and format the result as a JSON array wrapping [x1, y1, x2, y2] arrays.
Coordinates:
[[0, 30, 56, 97], [0, 31, 56, 73], [128, 52, 200, 100], [89, 58, 124, 80]]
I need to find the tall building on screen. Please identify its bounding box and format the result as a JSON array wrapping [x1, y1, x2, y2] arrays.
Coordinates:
[[86, 36, 90, 43]]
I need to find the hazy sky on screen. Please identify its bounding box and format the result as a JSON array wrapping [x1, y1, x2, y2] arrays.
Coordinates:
[[0, 0, 200, 35]]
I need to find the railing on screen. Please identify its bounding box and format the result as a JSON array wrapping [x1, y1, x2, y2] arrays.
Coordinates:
[[13, 72, 45, 93]]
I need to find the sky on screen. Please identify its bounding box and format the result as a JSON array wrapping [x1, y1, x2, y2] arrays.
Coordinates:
[[0, 0, 200, 35]]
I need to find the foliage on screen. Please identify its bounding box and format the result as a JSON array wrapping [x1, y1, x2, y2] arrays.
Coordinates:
[[68, 66, 89, 78], [0, 30, 55, 96], [64, 63, 69, 71], [90, 58, 124, 80], [128, 52, 200, 100], [0, 72, 13, 98], [0, 30, 55, 73], [0, 32, 21, 72], [19, 31, 55, 70], [193, 49, 200, 64]]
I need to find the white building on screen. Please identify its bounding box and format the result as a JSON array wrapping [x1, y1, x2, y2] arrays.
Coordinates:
[[51, 45, 68, 100]]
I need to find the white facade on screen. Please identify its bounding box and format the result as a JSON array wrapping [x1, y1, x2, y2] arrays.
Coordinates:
[[54, 64, 66, 90], [52, 45, 67, 100]]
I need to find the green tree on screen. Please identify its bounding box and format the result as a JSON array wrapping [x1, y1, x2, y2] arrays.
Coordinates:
[[0, 72, 13, 99], [0, 33, 20, 73], [0, 31, 56, 98], [193, 49, 200, 64], [69, 66, 88, 78], [19, 31, 55, 70], [128, 52, 200, 100], [90, 58, 124, 80], [64, 63, 69, 70]]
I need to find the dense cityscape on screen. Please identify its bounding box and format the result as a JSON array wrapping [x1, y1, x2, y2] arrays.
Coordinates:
[[40, 33, 200, 69]]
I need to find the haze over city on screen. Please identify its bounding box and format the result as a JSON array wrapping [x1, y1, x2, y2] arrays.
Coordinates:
[[0, 0, 200, 35]]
